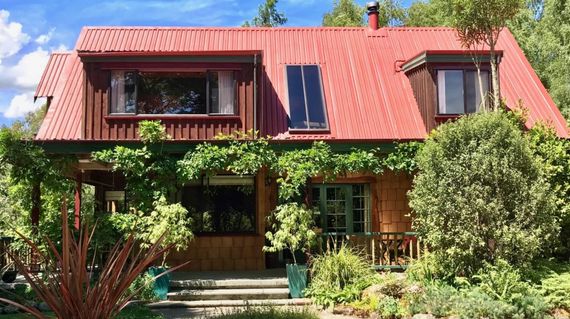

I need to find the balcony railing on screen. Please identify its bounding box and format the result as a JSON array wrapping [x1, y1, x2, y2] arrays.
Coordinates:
[[319, 232, 425, 270]]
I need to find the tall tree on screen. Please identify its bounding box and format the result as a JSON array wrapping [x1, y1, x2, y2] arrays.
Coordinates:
[[404, 0, 452, 26], [323, 0, 366, 27], [322, 0, 405, 27], [508, 0, 570, 120], [450, 0, 524, 111], [243, 0, 287, 27]]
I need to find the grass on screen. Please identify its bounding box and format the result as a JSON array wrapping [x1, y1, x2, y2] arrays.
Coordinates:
[[211, 306, 319, 319], [0, 305, 163, 319]]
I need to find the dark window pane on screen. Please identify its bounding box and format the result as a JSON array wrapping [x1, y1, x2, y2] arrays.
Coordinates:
[[465, 70, 489, 113], [110, 71, 137, 114], [286, 66, 308, 129], [137, 72, 207, 114], [181, 184, 255, 233], [210, 71, 235, 114], [302, 65, 327, 129], [438, 70, 464, 114]]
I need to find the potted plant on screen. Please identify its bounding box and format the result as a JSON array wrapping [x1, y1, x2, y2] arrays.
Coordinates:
[[135, 197, 194, 300], [263, 203, 317, 298]]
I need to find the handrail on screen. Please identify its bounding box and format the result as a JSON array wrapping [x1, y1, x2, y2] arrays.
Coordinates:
[[317, 231, 425, 270]]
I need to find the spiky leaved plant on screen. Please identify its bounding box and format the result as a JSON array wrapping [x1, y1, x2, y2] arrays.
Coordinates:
[[0, 202, 188, 319]]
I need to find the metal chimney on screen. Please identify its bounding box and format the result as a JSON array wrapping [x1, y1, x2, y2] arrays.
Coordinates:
[[366, 1, 380, 31]]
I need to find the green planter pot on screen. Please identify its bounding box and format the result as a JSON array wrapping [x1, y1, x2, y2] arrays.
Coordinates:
[[148, 266, 170, 300], [286, 263, 307, 298]]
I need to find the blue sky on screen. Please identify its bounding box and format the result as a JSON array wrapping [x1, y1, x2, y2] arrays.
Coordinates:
[[0, 0, 411, 127]]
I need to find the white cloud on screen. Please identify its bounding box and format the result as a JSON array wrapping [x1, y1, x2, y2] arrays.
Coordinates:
[[35, 28, 54, 45], [3, 92, 43, 118], [0, 47, 50, 90], [0, 10, 30, 62]]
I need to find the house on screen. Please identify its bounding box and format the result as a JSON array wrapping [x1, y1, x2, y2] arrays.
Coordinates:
[[33, 3, 568, 272]]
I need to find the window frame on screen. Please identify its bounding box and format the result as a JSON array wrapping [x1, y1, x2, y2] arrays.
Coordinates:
[[311, 184, 371, 235], [284, 64, 329, 132], [435, 67, 491, 116], [108, 69, 238, 117], [178, 175, 257, 236]]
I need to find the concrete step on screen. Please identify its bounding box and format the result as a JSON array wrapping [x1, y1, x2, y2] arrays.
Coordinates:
[[167, 287, 290, 301], [170, 277, 288, 290], [149, 298, 311, 309]]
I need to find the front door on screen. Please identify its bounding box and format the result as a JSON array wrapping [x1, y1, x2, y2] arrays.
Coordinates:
[[312, 184, 370, 234]]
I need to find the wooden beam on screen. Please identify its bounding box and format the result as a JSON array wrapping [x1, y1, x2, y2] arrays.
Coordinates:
[[74, 172, 82, 230]]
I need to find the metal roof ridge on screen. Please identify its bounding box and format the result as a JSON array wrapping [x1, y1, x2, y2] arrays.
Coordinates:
[[80, 26, 371, 31]]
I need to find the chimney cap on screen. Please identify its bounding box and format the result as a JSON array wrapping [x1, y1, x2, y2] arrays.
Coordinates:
[[366, 1, 379, 11]]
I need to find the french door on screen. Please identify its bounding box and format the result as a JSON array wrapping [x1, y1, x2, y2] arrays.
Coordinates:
[[311, 184, 370, 234]]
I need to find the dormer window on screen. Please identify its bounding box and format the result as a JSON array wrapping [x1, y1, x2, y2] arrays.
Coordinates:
[[437, 69, 489, 114], [286, 65, 328, 130], [110, 70, 236, 115]]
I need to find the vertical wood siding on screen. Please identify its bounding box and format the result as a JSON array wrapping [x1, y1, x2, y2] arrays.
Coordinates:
[[83, 62, 256, 140], [405, 65, 437, 132]]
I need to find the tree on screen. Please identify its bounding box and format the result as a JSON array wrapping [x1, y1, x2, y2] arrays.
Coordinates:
[[323, 0, 366, 27], [242, 0, 287, 27], [508, 0, 570, 120], [403, 0, 452, 26], [408, 111, 559, 276], [449, 0, 524, 111]]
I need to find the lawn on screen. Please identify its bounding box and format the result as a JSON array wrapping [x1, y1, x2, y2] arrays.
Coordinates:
[[0, 305, 163, 319]]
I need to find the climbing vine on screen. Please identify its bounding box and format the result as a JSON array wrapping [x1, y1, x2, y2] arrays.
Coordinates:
[[94, 121, 421, 209]]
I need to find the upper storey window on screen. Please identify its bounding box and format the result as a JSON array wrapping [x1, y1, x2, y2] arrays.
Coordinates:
[[110, 70, 236, 115], [286, 65, 328, 130], [437, 69, 490, 115]]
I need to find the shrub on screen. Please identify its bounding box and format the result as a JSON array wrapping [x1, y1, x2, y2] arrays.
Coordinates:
[[405, 282, 458, 317], [453, 287, 516, 319], [473, 259, 531, 303], [127, 273, 159, 302], [211, 306, 318, 319], [406, 253, 453, 284], [305, 244, 375, 307], [263, 203, 317, 264], [409, 111, 559, 275]]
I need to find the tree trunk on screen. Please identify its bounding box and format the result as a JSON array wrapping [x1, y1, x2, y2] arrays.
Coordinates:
[[489, 42, 501, 111]]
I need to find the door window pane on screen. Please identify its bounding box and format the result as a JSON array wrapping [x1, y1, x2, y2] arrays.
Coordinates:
[[312, 184, 370, 234], [438, 70, 464, 114]]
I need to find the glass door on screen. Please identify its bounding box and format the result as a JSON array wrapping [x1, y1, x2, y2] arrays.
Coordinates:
[[312, 184, 370, 234]]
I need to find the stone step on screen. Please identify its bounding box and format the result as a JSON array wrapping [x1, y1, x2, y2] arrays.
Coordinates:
[[170, 277, 289, 290], [167, 288, 290, 301], [149, 298, 311, 309]]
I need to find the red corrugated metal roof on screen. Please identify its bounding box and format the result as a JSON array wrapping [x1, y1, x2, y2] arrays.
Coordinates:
[[34, 52, 70, 99], [35, 26, 569, 141]]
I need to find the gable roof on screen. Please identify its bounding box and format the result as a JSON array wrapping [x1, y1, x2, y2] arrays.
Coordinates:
[[35, 26, 568, 141]]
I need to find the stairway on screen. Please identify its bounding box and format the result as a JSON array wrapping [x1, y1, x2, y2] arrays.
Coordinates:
[[148, 271, 311, 309]]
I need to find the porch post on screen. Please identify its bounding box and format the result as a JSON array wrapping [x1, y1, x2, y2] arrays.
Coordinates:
[[31, 182, 41, 234], [74, 171, 82, 230]]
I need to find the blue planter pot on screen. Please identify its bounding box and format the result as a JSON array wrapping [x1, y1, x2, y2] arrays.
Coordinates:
[[286, 263, 308, 298], [148, 266, 170, 300]]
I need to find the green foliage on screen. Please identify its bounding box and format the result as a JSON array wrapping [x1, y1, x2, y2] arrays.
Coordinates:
[[509, 0, 570, 120], [322, 0, 365, 27], [305, 244, 376, 307], [93, 121, 177, 211], [126, 273, 159, 302], [403, 0, 452, 26], [527, 260, 570, 310], [138, 120, 170, 144], [382, 142, 422, 172], [409, 111, 559, 276], [528, 123, 570, 257], [263, 203, 316, 264], [113, 197, 193, 265], [117, 305, 164, 319], [406, 253, 454, 284], [242, 0, 287, 27], [473, 259, 533, 303], [211, 306, 318, 319]]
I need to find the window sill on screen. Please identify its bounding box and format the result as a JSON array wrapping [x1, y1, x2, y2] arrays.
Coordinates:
[[435, 114, 462, 123], [105, 114, 241, 121], [288, 128, 331, 134]]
